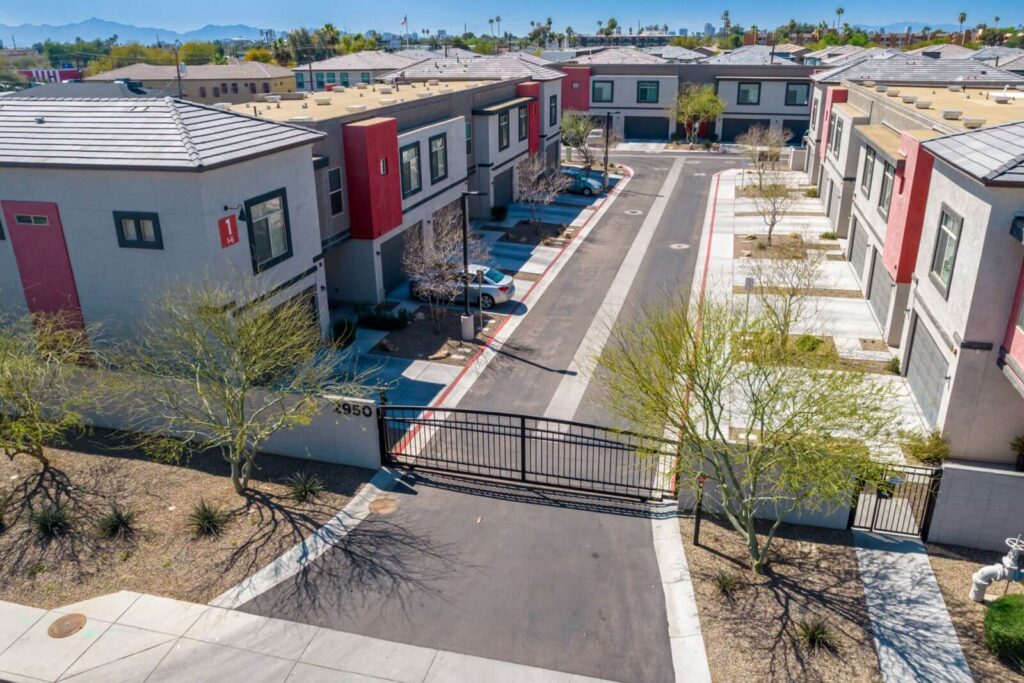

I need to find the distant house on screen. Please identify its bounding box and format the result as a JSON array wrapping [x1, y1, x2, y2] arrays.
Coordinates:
[[86, 62, 295, 104], [292, 51, 424, 91]]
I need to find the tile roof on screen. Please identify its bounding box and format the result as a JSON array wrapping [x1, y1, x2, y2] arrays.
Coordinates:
[[87, 62, 294, 81], [804, 44, 866, 60], [13, 82, 157, 98], [641, 45, 706, 62], [397, 47, 480, 60], [905, 43, 976, 59], [999, 55, 1024, 72], [701, 45, 797, 65], [971, 46, 1024, 64], [923, 120, 1024, 185], [568, 48, 668, 65], [295, 51, 424, 72], [381, 53, 564, 81], [812, 57, 1024, 85], [0, 97, 323, 170]]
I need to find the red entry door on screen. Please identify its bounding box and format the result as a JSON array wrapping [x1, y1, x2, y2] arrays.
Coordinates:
[[1, 201, 84, 327]]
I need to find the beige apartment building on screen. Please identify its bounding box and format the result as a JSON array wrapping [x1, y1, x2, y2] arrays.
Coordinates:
[[86, 62, 296, 104]]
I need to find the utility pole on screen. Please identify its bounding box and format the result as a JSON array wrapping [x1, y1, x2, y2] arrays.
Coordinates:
[[603, 111, 613, 191], [173, 41, 183, 98], [460, 190, 482, 340]]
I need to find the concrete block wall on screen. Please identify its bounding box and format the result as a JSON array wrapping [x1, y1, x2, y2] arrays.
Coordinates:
[[927, 463, 1024, 552]]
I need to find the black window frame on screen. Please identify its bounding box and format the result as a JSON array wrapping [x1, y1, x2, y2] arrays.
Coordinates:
[[518, 105, 529, 142], [831, 117, 844, 158], [498, 111, 510, 150], [428, 133, 448, 183], [737, 82, 761, 105], [637, 80, 660, 104], [314, 72, 324, 90], [327, 167, 344, 216], [591, 80, 614, 103], [340, 72, 350, 87], [360, 72, 371, 84], [465, 121, 473, 155], [810, 97, 818, 131], [549, 94, 557, 126], [14, 214, 48, 226], [399, 141, 422, 198], [860, 146, 875, 196], [113, 211, 163, 250], [244, 188, 293, 274], [878, 160, 895, 218], [785, 82, 810, 106], [929, 205, 963, 299]]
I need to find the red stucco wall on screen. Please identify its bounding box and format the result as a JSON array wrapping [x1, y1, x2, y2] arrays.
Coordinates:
[[561, 66, 591, 112], [342, 118, 402, 240], [516, 82, 541, 155], [882, 134, 934, 283]]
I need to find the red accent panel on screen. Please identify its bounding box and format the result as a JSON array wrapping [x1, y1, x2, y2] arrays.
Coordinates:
[[882, 134, 934, 284], [1, 200, 83, 326], [819, 87, 848, 163], [561, 66, 591, 111], [218, 214, 240, 248], [516, 82, 541, 155], [1004, 260, 1024, 367], [342, 117, 402, 240]]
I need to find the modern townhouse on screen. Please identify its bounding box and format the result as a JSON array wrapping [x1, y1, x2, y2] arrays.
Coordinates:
[[293, 51, 424, 92], [802, 64, 1024, 464], [86, 62, 296, 104], [231, 64, 563, 305], [0, 97, 328, 340]]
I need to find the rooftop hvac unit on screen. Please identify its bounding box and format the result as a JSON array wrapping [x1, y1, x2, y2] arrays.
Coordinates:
[[941, 109, 962, 120], [963, 117, 986, 129], [347, 104, 368, 111], [314, 96, 331, 105], [886, 89, 901, 97], [914, 100, 932, 109], [212, 102, 231, 110], [289, 115, 313, 122]]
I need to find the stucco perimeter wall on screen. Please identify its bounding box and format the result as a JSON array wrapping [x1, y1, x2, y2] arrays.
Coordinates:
[[927, 462, 1024, 552]]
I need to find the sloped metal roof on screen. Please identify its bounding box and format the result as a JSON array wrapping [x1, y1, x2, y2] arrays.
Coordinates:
[[381, 53, 564, 81], [643, 45, 706, 62], [906, 43, 976, 59], [568, 48, 668, 65], [813, 57, 1024, 85], [294, 51, 424, 72], [87, 62, 294, 81], [0, 97, 324, 170], [701, 45, 796, 65], [923, 120, 1024, 185], [971, 46, 1024, 64]]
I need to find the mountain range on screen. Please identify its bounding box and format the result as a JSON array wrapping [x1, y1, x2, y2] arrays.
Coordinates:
[[0, 17, 268, 47]]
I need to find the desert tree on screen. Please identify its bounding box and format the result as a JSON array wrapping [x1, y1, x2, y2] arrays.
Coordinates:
[[595, 292, 896, 573], [403, 203, 491, 332], [742, 245, 826, 346], [736, 124, 793, 193], [560, 110, 597, 171], [670, 84, 726, 147], [0, 311, 97, 469], [751, 172, 795, 247], [121, 280, 372, 496], [517, 154, 572, 228]]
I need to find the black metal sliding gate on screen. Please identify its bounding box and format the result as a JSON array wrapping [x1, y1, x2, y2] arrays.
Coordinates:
[[849, 464, 942, 539], [378, 406, 678, 500]]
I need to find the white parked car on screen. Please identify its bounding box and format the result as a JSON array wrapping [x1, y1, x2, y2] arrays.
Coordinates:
[[410, 264, 515, 309]]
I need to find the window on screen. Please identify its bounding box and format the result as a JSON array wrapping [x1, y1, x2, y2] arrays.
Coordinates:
[[429, 134, 448, 183], [810, 98, 818, 130], [592, 80, 613, 103], [785, 82, 809, 106], [315, 73, 324, 90], [328, 168, 343, 216], [213, 86, 220, 97], [340, 73, 349, 87], [221, 82, 227, 92], [518, 105, 528, 141], [549, 94, 558, 126], [737, 82, 760, 105], [262, 82, 270, 94], [637, 81, 659, 104], [380, 158, 388, 175], [230, 82, 238, 94], [326, 73, 336, 85], [400, 142, 422, 197], [245, 189, 292, 273], [14, 214, 49, 226], [930, 208, 962, 296], [831, 117, 844, 158], [360, 72, 370, 84], [113, 211, 162, 249], [199, 86, 207, 98], [498, 111, 510, 150], [860, 147, 875, 196], [249, 83, 256, 94], [295, 73, 304, 89], [465, 121, 472, 155], [878, 161, 895, 217]]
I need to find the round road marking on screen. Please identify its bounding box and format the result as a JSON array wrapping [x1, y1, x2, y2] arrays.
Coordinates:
[[670, 243, 690, 250], [624, 209, 643, 216]]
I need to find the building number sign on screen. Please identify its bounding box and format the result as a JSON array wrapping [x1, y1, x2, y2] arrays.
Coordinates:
[[218, 214, 240, 248]]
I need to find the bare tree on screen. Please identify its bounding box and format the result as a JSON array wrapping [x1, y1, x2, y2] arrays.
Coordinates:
[[517, 155, 572, 229], [736, 125, 792, 193], [403, 203, 490, 332], [560, 110, 597, 171], [743, 246, 826, 346], [121, 280, 371, 496], [751, 171, 795, 247]]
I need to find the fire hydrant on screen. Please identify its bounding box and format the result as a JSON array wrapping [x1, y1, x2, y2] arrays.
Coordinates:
[[970, 536, 1024, 603]]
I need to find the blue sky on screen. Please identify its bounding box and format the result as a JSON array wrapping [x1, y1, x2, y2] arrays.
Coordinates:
[[1, 0, 1020, 34]]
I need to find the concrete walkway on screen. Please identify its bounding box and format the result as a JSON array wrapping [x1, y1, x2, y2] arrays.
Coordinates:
[[853, 532, 973, 683], [0, 591, 616, 682]]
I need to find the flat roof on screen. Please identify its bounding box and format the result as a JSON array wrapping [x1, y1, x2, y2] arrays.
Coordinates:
[[472, 96, 533, 115], [229, 80, 495, 123], [855, 124, 907, 161], [833, 102, 869, 118], [854, 83, 1024, 132]]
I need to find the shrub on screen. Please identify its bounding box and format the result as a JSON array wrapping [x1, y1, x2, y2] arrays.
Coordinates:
[[898, 429, 951, 465], [984, 594, 1024, 664], [355, 304, 410, 331], [887, 356, 901, 375], [794, 334, 823, 353], [332, 318, 356, 348], [796, 617, 838, 654], [97, 505, 136, 539], [186, 500, 230, 537], [820, 231, 838, 240], [713, 570, 741, 599], [805, 187, 819, 198], [31, 503, 71, 538], [285, 471, 326, 503]]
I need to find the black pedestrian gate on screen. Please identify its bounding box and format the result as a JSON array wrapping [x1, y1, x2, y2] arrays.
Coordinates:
[[377, 406, 678, 500], [849, 464, 942, 539]]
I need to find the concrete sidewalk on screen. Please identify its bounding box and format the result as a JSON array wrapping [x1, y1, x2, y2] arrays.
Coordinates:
[[0, 591, 617, 682]]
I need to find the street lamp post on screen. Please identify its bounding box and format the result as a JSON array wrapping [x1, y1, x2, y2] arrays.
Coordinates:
[[460, 189, 483, 340], [172, 41, 183, 99], [603, 110, 619, 191]]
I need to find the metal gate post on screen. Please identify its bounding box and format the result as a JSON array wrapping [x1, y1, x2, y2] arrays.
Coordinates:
[[376, 407, 390, 468], [920, 467, 944, 542], [519, 416, 527, 481]]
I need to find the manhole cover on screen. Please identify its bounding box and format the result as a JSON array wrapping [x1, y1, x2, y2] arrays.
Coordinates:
[[368, 497, 398, 516], [624, 209, 643, 216], [670, 243, 690, 250], [48, 614, 86, 639]]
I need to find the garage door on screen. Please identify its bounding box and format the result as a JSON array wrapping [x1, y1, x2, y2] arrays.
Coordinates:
[[782, 119, 810, 144], [828, 181, 841, 222], [867, 250, 893, 327], [905, 318, 949, 426], [379, 227, 410, 294], [546, 141, 560, 168], [493, 168, 513, 208], [623, 116, 669, 140], [720, 118, 772, 143], [849, 219, 868, 282]]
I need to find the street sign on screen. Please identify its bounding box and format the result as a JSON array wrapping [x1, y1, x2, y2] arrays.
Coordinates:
[[218, 214, 239, 248]]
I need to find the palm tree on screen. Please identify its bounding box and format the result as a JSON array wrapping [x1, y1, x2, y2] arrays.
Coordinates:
[[722, 10, 731, 34], [488, 18, 494, 37], [817, 20, 829, 36], [597, 19, 603, 36], [994, 16, 1000, 29], [958, 12, 967, 38], [496, 16, 502, 38], [750, 24, 760, 44], [565, 26, 576, 47], [835, 7, 845, 30]]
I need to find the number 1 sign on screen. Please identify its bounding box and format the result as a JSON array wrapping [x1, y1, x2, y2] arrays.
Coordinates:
[[218, 214, 240, 248]]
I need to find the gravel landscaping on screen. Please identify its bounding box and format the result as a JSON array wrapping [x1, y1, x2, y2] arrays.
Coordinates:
[[376, 306, 502, 367], [927, 543, 1024, 681], [680, 515, 881, 682], [0, 435, 371, 609]]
